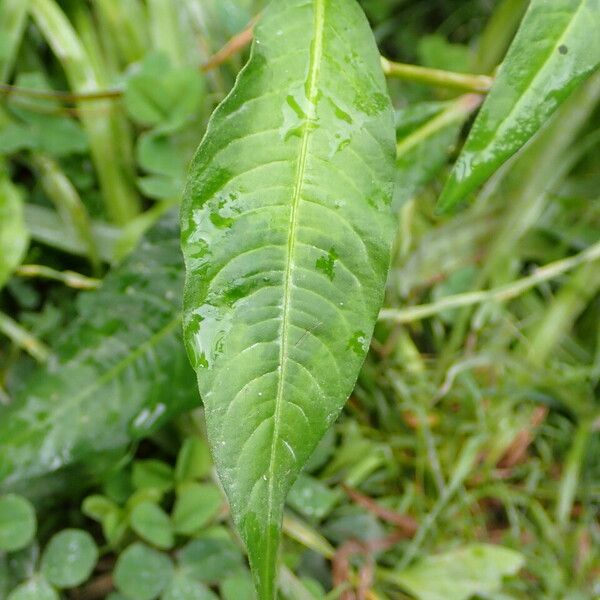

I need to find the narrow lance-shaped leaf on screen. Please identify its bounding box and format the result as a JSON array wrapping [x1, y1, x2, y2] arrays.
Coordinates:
[[438, 0, 600, 212], [181, 0, 396, 597], [0, 213, 199, 496]]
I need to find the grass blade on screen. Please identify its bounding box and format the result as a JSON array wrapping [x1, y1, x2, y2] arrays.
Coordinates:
[[29, 0, 140, 224]]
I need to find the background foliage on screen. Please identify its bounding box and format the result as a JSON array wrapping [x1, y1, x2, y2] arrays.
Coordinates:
[[0, 0, 599, 599]]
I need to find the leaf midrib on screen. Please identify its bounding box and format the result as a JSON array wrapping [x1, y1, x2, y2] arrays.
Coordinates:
[[264, 0, 326, 568]]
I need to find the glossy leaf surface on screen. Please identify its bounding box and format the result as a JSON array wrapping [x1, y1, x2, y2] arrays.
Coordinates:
[[438, 0, 600, 212], [0, 171, 28, 290], [0, 214, 199, 494], [180, 0, 396, 596]]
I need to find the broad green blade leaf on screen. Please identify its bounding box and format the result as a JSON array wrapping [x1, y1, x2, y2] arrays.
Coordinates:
[[0, 169, 29, 290], [180, 0, 395, 596], [438, 0, 600, 212], [0, 213, 199, 495], [388, 544, 525, 600]]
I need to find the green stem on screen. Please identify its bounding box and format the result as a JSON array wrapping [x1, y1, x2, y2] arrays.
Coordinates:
[[437, 72, 600, 369], [147, 0, 187, 66], [396, 94, 483, 158], [0, 0, 30, 81], [379, 238, 600, 324], [556, 419, 592, 527], [29, 0, 140, 224], [0, 310, 50, 363], [32, 155, 102, 273], [16, 264, 100, 290], [526, 262, 600, 366], [93, 0, 148, 65], [2, 59, 492, 106], [398, 436, 484, 569], [0, 82, 122, 102], [381, 57, 494, 93], [74, 2, 137, 190]]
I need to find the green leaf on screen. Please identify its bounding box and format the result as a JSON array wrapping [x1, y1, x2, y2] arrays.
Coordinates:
[[438, 0, 600, 211], [175, 437, 212, 483], [125, 52, 204, 131], [115, 543, 174, 600], [6, 543, 39, 581], [177, 536, 244, 585], [101, 511, 129, 549], [138, 175, 182, 202], [180, 1, 395, 595], [82, 495, 126, 547], [0, 122, 36, 154], [130, 502, 174, 550], [135, 130, 188, 200], [40, 529, 98, 589], [82, 494, 120, 522], [322, 511, 384, 545], [221, 572, 256, 600], [7, 576, 58, 600], [3, 73, 88, 157], [417, 34, 471, 74], [0, 494, 36, 552], [0, 172, 29, 291], [389, 544, 525, 600], [137, 131, 187, 179], [103, 469, 134, 505], [132, 460, 175, 494], [0, 214, 200, 496], [172, 483, 222, 536], [161, 574, 219, 600], [0, 0, 29, 81], [127, 488, 164, 510], [286, 473, 337, 521]]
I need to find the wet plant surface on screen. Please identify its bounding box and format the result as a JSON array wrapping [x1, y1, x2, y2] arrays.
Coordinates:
[[1, 1, 599, 599]]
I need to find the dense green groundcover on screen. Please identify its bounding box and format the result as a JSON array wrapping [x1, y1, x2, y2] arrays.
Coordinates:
[[1, 0, 599, 599]]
